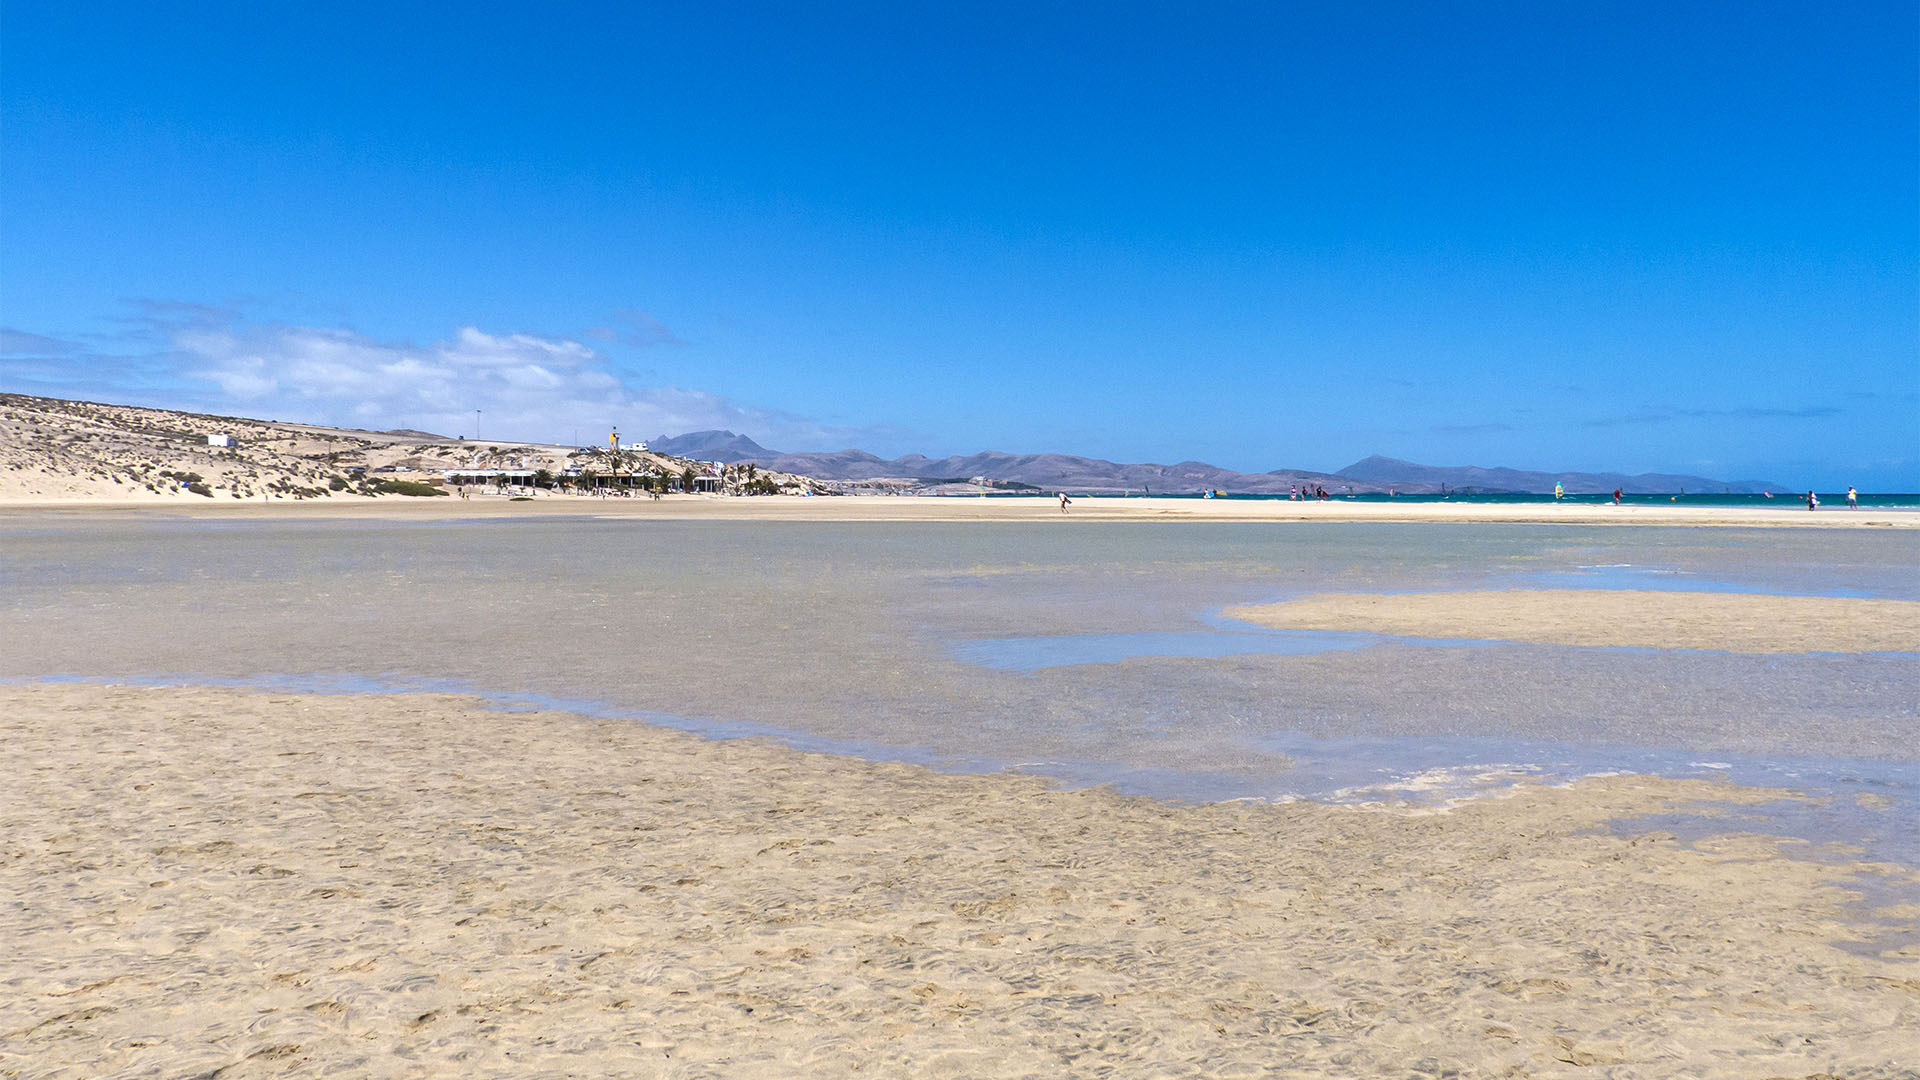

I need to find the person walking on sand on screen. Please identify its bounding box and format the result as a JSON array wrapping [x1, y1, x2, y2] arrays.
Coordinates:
[[1806, 490, 1818, 510], [1612, 487, 1623, 505], [1058, 492, 1071, 512], [1847, 485, 1858, 509]]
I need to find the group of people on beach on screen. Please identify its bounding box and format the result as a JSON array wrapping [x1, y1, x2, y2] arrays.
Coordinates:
[[1807, 486, 1860, 510], [1288, 484, 1331, 500]]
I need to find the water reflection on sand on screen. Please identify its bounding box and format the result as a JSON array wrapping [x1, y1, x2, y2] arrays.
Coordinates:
[[4, 517, 1916, 858]]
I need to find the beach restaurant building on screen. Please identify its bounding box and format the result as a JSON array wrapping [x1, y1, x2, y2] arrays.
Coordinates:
[[563, 468, 726, 493], [442, 468, 539, 492], [445, 467, 728, 494]]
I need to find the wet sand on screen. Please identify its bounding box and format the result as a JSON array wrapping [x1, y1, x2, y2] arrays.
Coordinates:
[[1229, 589, 1920, 654], [5, 681, 1917, 1078]]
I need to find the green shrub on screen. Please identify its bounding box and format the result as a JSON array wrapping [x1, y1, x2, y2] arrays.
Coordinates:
[[328, 476, 349, 491], [372, 479, 449, 497], [186, 482, 213, 497]]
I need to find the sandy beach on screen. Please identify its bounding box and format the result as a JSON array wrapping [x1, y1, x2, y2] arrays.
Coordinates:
[[2, 490, 1916, 528], [5, 464, 1916, 1077], [5, 681, 1917, 1078], [9, 8, 1916, 1076]]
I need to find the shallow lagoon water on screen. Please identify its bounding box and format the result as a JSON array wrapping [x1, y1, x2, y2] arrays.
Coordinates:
[[1513, 562, 1882, 597], [20, 663, 1919, 870], [952, 607, 1917, 673], [4, 516, 1916, 867], [951, 626, 1388, 671]]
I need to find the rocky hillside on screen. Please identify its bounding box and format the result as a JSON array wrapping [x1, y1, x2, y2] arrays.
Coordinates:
[[0, 394, 826, 501]]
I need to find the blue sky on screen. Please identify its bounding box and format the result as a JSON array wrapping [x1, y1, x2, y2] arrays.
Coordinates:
[[3, 2, 1914, 487]]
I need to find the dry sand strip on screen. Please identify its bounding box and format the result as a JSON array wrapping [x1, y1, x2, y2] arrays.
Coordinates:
[[1227, 589, 1920, 655], [1, 492, 1917, 528], [3, 683, 1917, 1078]]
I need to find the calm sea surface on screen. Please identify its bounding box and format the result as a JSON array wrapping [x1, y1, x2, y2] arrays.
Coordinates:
[[5, 517, 1916, 859], [977, 491, 1920, 507]]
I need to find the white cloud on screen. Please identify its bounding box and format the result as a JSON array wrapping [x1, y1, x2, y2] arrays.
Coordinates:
[[10, 305, 916, 452], [141, 316, 846, 448]]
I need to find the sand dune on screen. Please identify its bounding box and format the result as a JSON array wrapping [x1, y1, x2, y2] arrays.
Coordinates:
[[4, 682, 1916, 1077]]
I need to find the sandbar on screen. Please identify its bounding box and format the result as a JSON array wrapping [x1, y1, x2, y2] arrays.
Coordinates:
[[1228, 589, 1920, 654]]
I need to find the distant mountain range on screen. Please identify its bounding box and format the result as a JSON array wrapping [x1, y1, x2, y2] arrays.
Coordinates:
[[1335, 456, 1781, 495], [649, 432, 1783, 494]]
